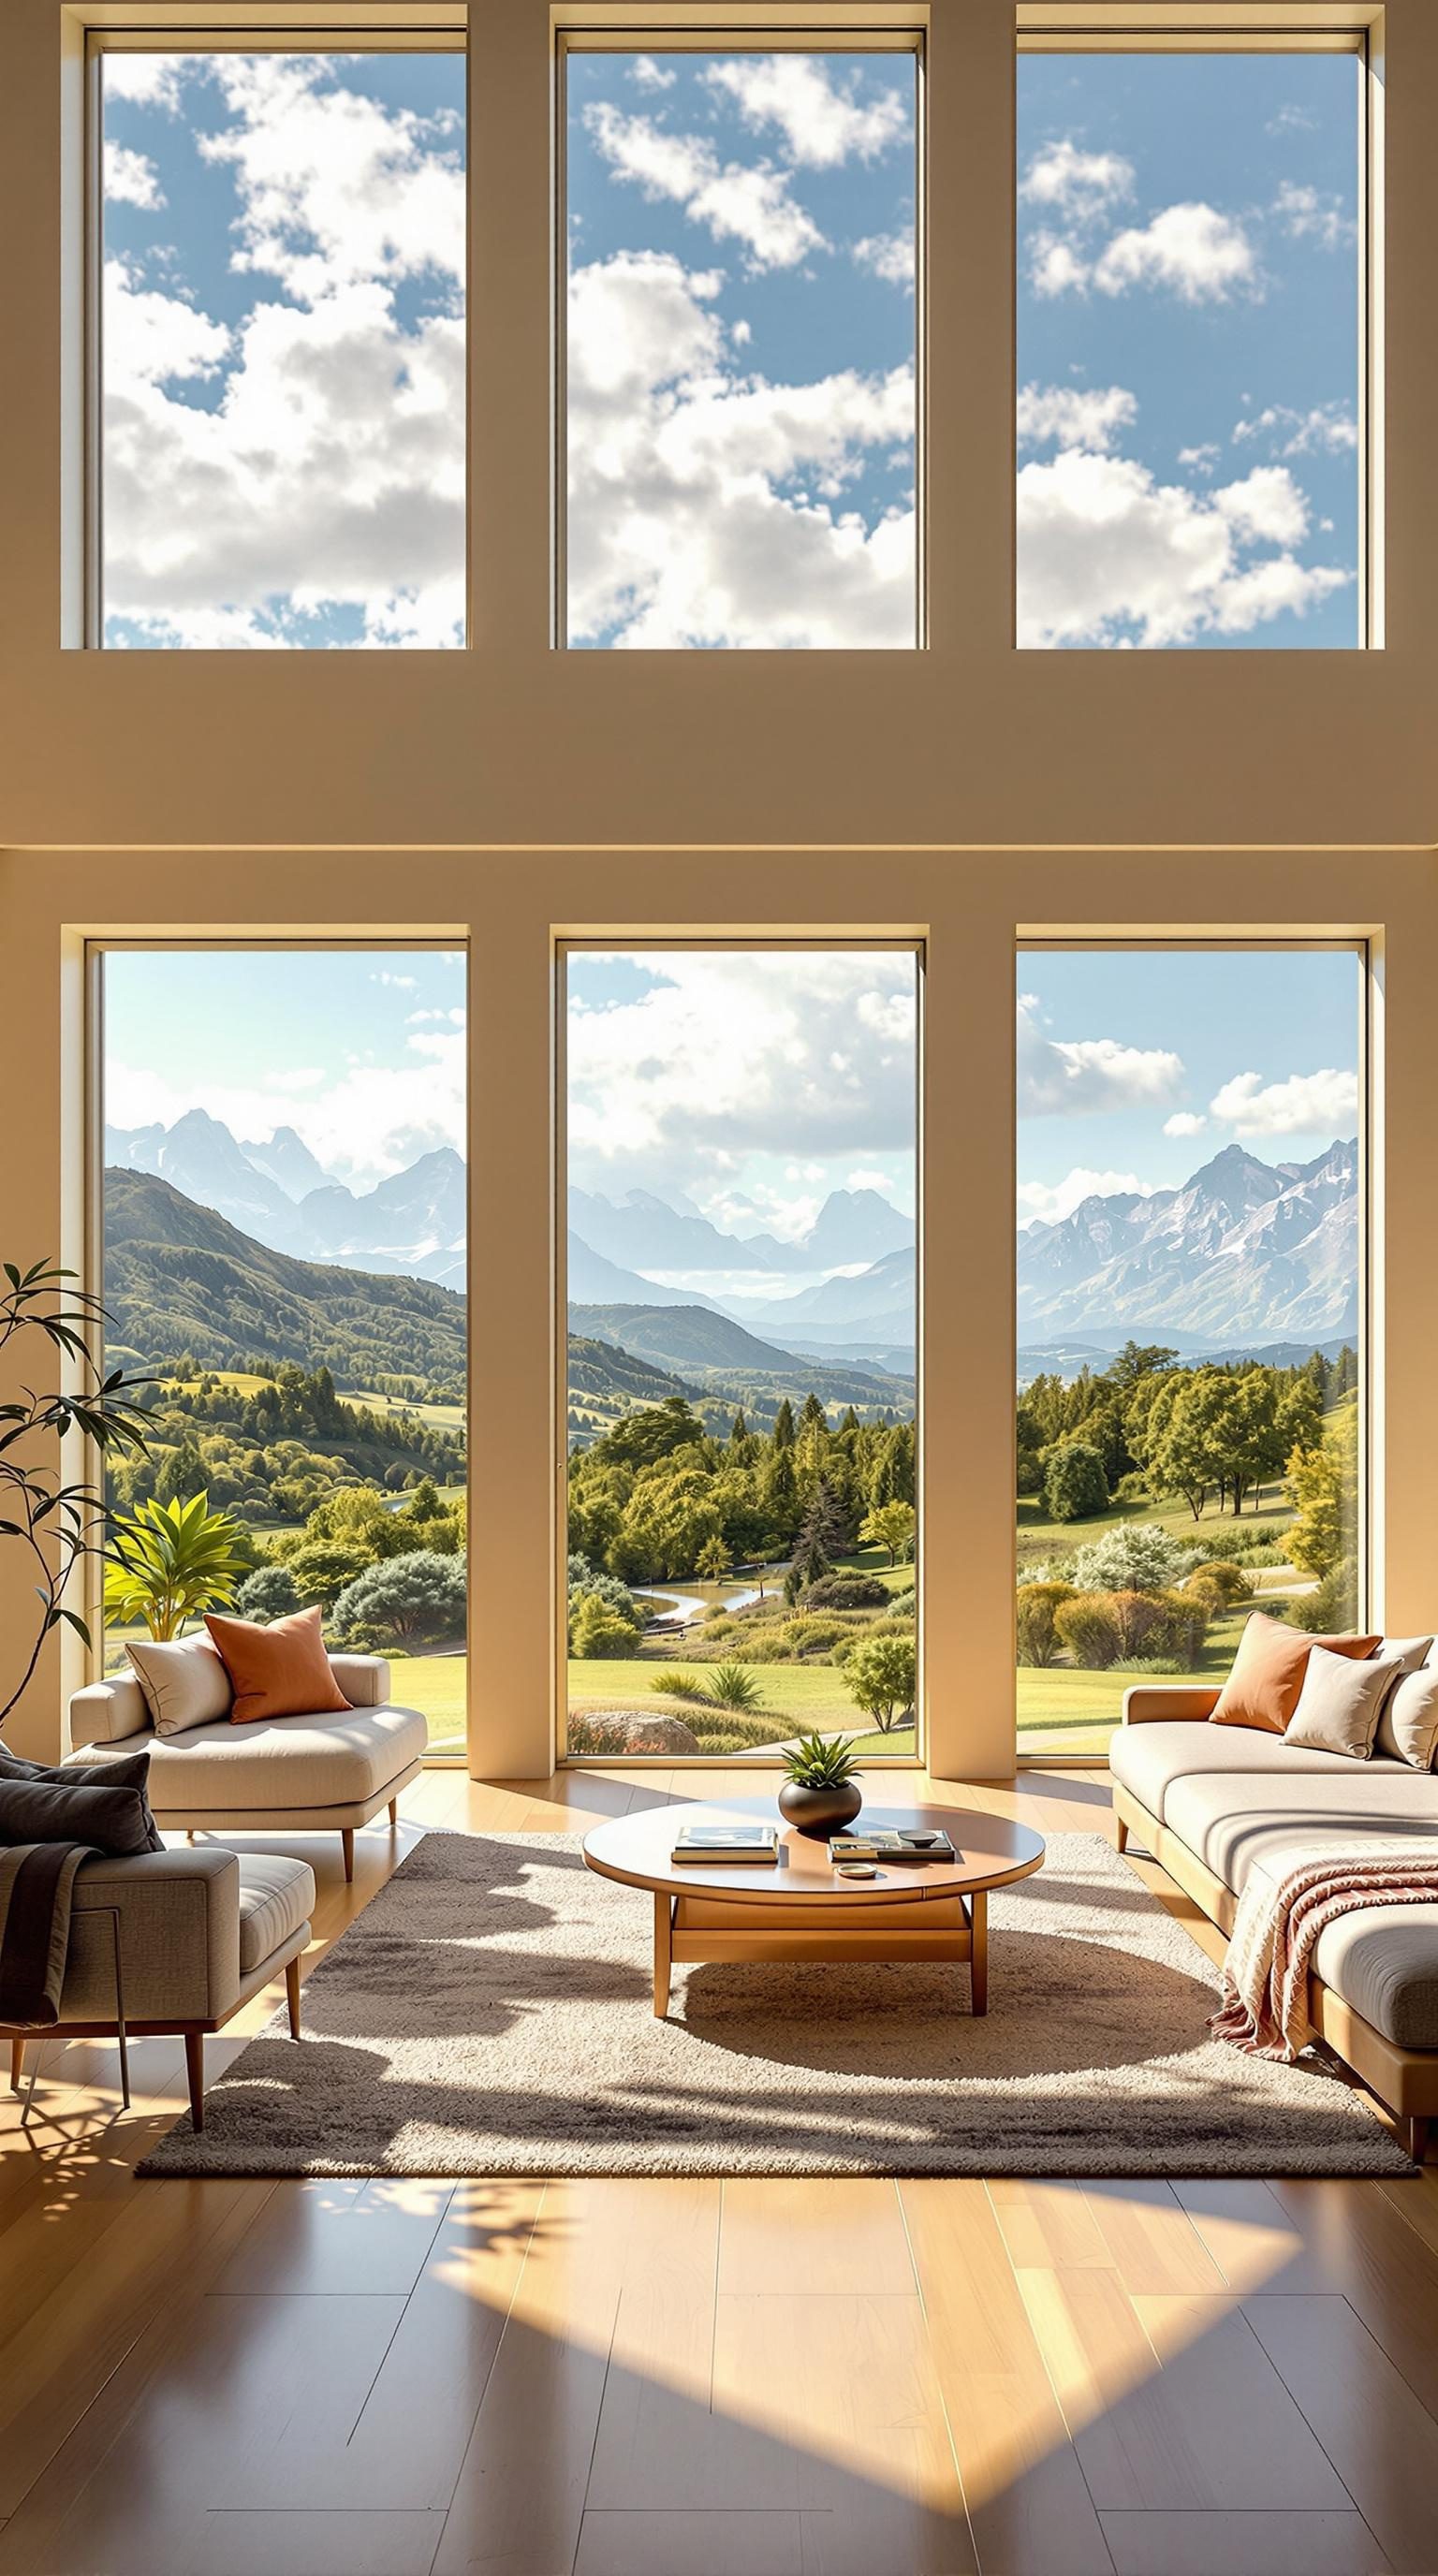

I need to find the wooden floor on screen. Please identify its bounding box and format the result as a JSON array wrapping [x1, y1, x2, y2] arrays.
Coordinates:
[[2, 1763, 1437, 2576]]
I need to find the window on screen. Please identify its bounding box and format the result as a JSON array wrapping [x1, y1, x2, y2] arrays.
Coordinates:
[[562, 944, 919, 1761], [95, 35, 466, 648], [560, 37, 921, 647], [97, 944, 468, 1757], [1016, 944, 1365, 1757], [1016, 21, 1372, 649]]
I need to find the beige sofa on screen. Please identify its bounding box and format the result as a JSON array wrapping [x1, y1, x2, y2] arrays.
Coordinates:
[[66, 1653, 427, 1881], [4, 1844, 314, 2131], [1111, 1683, 1438, 2160]]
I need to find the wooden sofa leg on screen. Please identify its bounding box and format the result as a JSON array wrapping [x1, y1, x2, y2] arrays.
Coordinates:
[[286, 1954, 302, 2040], [341, 1828, 355, 1883], [1404, 2115, 1431, 2164], [1115, 1816, 1129, 1854], [388, 1797, 399, 1830], [10, 2038, 24, 2092], [184, 2032, 205, 2133]]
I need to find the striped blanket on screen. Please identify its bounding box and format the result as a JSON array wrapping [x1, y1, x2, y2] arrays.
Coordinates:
[[0, 1843, 94, 2027], [1213, 1846, 1438, 2062]]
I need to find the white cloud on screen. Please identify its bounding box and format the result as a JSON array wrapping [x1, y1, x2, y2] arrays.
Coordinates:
[[852, 229, 914, 289], [1210, 1068, 1358, 1137], [1027, 232, 1093, 300], [1093, 203, 1257, 303], [103, 55, 187, 110], [1273, 180, 1355, 251], [1017, 381, 1137, 453], [630, 55, 676, 91], [1232, 400, 1358, 459], [104, 141, 165, 210], [1020, 139, 1133, 216], [1164, 1112, 1208, 1138], [567, 251, 914, 647], [1018, 451, 1350, 648], [372, 970, 418, 989], [1018, 995, 1184, 1117], [1178, 443, 1220, 476], [703, 55, 908, 168], [407, 1005, 466, 1026], [1268, 102, 1319, 137], [582, 101, 825, 269], [1018, 1169, 1156, 1226], [846, 1168, 895, 1194], [107, 1027, 465, 1193]]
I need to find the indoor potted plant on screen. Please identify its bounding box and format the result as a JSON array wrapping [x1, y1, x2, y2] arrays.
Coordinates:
[[778, 1728, 863, 1837]]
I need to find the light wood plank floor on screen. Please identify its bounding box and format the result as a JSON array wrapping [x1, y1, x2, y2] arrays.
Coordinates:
[[1, 1763, 1435, 2576]]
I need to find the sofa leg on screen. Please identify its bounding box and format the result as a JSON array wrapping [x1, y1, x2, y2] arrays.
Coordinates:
[[184, 2031, 205, 2133], [9, 2038, 24, 2092], [1115, 1816, 1129, 1854], [341, 1828, 355, 1883], [388, 1798, 398, 1830], [286, 1954, 302, 2039], [1404, 2115, 1431, 2164]]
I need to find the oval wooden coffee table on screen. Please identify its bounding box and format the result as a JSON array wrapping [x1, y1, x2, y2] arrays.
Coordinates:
[[582, 1799, 1046, 2018]]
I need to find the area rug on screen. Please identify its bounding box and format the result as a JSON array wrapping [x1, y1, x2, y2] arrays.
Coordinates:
[[138, 1829, 1415, 2178]]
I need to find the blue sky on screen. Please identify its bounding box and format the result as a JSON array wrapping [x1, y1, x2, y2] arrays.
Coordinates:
[[1018, 52, 1360, 648], [104, 948, 466, 1188], [567, 951, 917, 1240], [565, 50, 917, 647], [1018, 948, 1361, 1223], [101, 50, 465, 648]]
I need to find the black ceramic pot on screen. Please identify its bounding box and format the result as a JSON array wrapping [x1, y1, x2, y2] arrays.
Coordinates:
[[777, 1779, 863, 1838]]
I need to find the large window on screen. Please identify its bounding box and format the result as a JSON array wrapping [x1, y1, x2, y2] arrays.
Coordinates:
[[1017, 30, 1370, 649], [98, 944, 468, 1756], [561, 40, 920, 647], [562, 944, 919, 1762], [1016, 944, 1364, 1756], [95, 37, 466, 648]]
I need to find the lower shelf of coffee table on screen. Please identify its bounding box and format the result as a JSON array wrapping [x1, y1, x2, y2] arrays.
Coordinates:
[[668, 1889, 974, 1966]]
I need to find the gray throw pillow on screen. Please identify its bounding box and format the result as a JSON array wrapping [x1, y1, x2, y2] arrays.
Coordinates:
[[1373, 1638, 1438, 1762], [0, 1777, 156, 1857], [1379, 1665, 1438, 1772], [1283, 1643, 1398, 1760], [0, 1746, 163, 1852]]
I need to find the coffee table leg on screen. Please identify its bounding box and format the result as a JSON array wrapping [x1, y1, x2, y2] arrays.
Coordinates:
[[969, 1890, 988, 2016], [653, 1890, 672, 2017]]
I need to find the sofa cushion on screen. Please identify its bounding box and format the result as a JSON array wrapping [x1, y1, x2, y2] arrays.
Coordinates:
[[205, 1605, 352, 1726], [1210, 1614, 1381, 1733], [126, 1633, 232, 1737], [1109, 1719, 1395, 1825], [1377, 1664, 1438, 1772], [0, 1776, 157, 1857], [1, 1745, 164, 1852], [139, 1702, 428, 1812], [235, 1852, 315, 1978], [1163, 1767, 1438, 1895], [1282, 1645, 1399, 1760], [1243, 1835, 1438, 2048]]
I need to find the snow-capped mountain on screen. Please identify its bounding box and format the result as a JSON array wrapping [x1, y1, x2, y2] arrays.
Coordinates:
[[565, 1184, 914, 1278], [1017, 1140, 1358, 1343]]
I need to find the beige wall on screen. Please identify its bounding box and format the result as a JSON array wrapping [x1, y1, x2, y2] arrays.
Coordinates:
[[0, 4, 1434, 1773]]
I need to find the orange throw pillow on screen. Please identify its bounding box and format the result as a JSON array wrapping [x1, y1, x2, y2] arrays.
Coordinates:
[[1210, 1613, 1382, 1734], [203, 1604, 352, 1726]]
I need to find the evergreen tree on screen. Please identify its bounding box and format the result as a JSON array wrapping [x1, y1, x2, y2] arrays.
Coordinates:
[[772, 1398, 797, 1450]]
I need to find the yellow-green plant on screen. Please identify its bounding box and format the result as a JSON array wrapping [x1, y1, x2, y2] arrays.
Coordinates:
[[105, 1490, 248, 1641]]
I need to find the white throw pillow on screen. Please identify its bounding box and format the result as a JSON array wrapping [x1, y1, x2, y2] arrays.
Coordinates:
[[1283, 1643, 1400, 1761], [1378, 1663, 1438, 1772], [126, 1633, 233, 1737], [1372, 1637, 1437, 1762]]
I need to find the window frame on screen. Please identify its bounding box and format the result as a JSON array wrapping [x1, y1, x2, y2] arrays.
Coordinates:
[[550, 6, 930, 651], [1013, 2, 1386, 652]]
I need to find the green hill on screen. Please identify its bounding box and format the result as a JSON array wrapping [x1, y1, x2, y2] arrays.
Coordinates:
[[570, 1301, 803, 1373], [104, 1168, 466, 1389]]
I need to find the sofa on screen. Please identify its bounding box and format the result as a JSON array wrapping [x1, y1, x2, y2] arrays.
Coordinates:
[[1111, 1682, 1438, 2160], [65, 1653, 427, 1881], [4, 1844, 314, 2131]]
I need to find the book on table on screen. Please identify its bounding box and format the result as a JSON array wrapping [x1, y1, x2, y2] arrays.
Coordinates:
[[829, 1829, 958, 1865], [671, 1822, 779, 1864]]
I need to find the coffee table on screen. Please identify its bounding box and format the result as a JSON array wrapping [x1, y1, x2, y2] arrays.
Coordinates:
[[582, 1799, 1046, 2016]]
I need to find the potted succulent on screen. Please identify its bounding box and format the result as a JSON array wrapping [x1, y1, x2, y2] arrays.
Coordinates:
[[778, 1728, 863, 1837]]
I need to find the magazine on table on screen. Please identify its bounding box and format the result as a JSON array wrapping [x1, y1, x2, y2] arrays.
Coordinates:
[[671, 1822, 779, 1864], [828, 1829, 957, 1865]]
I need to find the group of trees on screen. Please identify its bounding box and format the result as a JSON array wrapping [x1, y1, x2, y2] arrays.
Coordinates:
[[1016, 1521, 1255, 1672], [567, 1391, 916, 1588], [107, 1360, 464, 1529], [235, 1477, 468, 1654]]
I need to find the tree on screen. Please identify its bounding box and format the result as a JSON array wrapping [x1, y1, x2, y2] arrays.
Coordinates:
[[104, 1491, 250, 1641], [1071, 1521, 1195, 1595], [1286, 1401, 1359, 1583], [1042, 1442, 1108, 1523], [859, 1500, 917, 1565], [771, 1398, 796, 1451], [285, 1537, 377, 1613], [332, 1550, 467, 1653], [234, 1563, 301, 1623], [696, 1533, 732, 1580], [570, 1593, 641, 1659], [843, 1634, 917, 1734]]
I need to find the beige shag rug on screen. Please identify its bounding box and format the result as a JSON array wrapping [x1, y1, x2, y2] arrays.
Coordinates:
[[138, 1829, 1414, 2179]]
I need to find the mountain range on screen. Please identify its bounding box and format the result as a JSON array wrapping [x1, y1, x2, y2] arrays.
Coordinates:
[[567, 1182, 913, 1277]]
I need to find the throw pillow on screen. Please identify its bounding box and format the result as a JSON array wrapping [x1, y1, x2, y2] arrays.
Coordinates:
[[1378, 1664, 1438, 1771], [1282, 1644, 1399, 1759], [203, 1603, 352, 1726], [1209, 1613, 1383, 1734], [0, 1746, 163, 1852], [126, 1633, 232, 1738], [0, 1776, 156, 1857], [1372, 1638, 1438, 1762]]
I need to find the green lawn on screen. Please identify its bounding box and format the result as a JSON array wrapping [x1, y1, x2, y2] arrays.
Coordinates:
[[1018, 1485, 1294, 1569], [388, 1652, 466, 1754], [567, 1659, 863, 1731]]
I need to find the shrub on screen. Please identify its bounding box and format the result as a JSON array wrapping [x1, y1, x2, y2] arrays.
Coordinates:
[[888, 1587, 917, 1618], [570, 1594, 640, 1660], [707, 1661, 764, 1711], [1016, 1580, 1077, 1668], [1071, 1522, 1197, 1597], [1286, 1562, 1361, 1633], [782, 1615, 850, 1658], [650, 1667, 703, 1699], [1155, 1587, 1210, 1669], [1183, 1559, 1255, 1605], [566, 1562, 643, 1644], [1114, 1471, 1151, 1503], [1112, 1655, 1186, 1676], [1182, 1573, 1229, 1620], [331, 1550, 467, 1653], [1108, 1589, 1173, 1659], [674, 1710, 780, 1753], [286, 1537, 378, 1614], [1053, 1591, 1123, 1669], [1043, 1442, 1109, 1524], [234, 1563, 301, 1623], [843, 1633, 917, 1733], [801, 1573, 890, 1611]]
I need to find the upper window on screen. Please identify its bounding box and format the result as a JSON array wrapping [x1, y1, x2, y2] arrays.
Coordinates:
[[95, 38, 466, 649], [1016, 23, 1372, 650], [561, 38, 921, 648]]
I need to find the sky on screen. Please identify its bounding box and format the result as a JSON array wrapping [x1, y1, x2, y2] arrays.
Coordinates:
[[565, 50, 917, 647], [1018, 948, 1361, 1225], [567, 950, 917, 1239], [1018, 52, 1360, 649], [104, 948, 466, 1190], [100, 50, 466, 648]]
